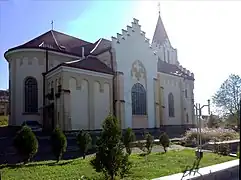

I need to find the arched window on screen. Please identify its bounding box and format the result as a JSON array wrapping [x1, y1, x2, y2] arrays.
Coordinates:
[[131, 83, 146, 115], [186, 113, 189, 123], [168, 93, 175, 117], [24, 77, 38, 113]]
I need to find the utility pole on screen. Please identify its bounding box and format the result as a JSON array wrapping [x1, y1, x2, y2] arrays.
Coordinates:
[[194, 99, 211, 159]]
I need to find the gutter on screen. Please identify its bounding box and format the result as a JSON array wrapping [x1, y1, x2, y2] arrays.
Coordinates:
[[42, 49, 49, 130], [109, 48, 116, 117]]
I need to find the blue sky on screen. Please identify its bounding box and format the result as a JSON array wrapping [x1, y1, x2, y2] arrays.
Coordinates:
[[1, 1, 241, 114]]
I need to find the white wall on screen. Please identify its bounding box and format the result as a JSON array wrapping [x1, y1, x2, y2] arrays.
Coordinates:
[[111, 19, 158, 128], [93, 82, 111, 129], [6, 49, 78, 126], [69, 78, 89, 130], [159, 73, 182, 125], [159, 72, 195, 125]]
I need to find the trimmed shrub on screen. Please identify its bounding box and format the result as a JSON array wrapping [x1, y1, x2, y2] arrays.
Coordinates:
[[13, 126, 38, 164], [90, 115, 131, 179], [136, 132, 154, 155], [145, 132, 154, 154], [77, 130, 92, 159], [123, 127, 136, 155], [51, 127, 67, 162], [213, 142, 230, 156], [159, 132, 170, 153]]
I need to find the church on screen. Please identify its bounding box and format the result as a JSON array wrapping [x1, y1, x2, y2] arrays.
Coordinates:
[[4, 14, 195, 131]]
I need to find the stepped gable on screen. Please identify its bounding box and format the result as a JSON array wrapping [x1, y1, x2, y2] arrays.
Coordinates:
[[111, 18, 156, 56]]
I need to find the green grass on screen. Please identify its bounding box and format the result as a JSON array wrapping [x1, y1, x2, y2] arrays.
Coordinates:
[[0, 149, 237, 180], [0, 115, 8, 126]]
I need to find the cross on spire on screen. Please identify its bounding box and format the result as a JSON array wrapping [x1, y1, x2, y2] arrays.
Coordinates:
[[51, 20, 54, 30], [158, 2, 160, 15]]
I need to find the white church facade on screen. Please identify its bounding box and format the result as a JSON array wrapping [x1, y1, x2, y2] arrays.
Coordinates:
[[4, 14, 195, 131]]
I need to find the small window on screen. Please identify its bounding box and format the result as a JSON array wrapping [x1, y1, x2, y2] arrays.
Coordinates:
[[185, 89, 188, 98], [167, 51, 170, 63], [186, 113, 189, 123], [168, 93, 175, 117]]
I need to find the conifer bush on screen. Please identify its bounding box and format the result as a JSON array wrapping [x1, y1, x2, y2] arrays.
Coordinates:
[[51, 127, 67, 162], [77, 130, 92, 159], [237, 145, 240, 158], [145, 132, 154, 154], [13, 125, 38, 164], [159, 132, 170, 153], [136, 132, 154, 155], [90, 115, 131, 179], [123, 127, 135, 155]]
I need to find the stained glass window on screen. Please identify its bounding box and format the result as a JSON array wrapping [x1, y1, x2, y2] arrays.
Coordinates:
[[24, 77, 38, 113], [131, 83, 146, 115]]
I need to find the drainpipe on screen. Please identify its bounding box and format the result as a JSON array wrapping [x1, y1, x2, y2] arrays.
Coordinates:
[[109, 48, 116, 117], [42, 49, 49, 130], [82, 47, 85, 59]]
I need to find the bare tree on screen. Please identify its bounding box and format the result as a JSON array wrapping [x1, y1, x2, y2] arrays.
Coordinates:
[[212, 74, 241, 127]]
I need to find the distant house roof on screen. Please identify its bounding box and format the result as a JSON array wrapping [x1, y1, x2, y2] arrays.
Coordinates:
[[46, 56, 113, 76]]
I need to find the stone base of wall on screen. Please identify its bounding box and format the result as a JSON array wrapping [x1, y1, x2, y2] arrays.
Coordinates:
[[129, 124, 196, 139], [63, 124, 196, 139]]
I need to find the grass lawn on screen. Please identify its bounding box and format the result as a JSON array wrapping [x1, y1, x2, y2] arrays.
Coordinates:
[[0, 115, 8, 126], [0, 149, 237, 180]]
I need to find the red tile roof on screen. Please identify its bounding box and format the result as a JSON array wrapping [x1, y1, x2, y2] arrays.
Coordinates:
[[157, 59, 194, 80], [62, 56, 113, 75], [90, 38, 111, 55], [5, 29, 194, 80], [45, 56, 113, 76], [5, 30, 93, 57]]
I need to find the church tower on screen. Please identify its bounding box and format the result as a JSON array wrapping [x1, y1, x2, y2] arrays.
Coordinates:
[[152, 12, 170, 46], [152, 11, 178, 65]]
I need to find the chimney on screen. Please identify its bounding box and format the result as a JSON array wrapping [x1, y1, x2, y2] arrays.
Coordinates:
[[82, 47, 85, 59]]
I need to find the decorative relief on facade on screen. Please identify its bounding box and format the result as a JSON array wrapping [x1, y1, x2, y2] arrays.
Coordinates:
[[58, 77, 61, 85], [131, 60, 146, 81], [100, 87, 104, 93], [19, 59, 23, 66], [28, 59, 32, 65], [38, 59, 44, 65], [100, 83, 104, 93], [76, 85, 81, 90]]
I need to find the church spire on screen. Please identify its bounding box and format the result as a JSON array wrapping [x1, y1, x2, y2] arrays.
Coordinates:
[[152, 3, 169, 45]]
